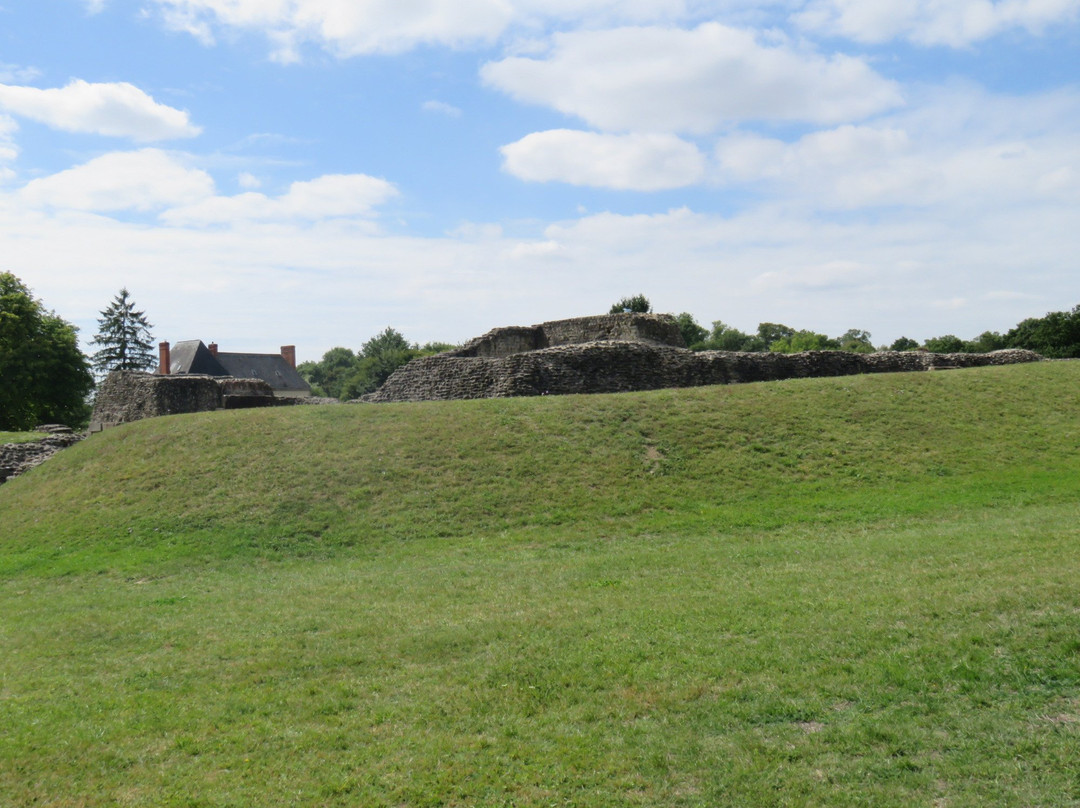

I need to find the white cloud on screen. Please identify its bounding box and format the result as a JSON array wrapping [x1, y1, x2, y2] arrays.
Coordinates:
[[0, 79, 201, 141], [713, 87, 1080, 209], [161, 173, 398, 225], [422, 100, 463, 118], [795, 0, 1080, 46], [19, 149, 215, 212], [146, 0, 733, 57], [151, 0, 514, 57], [481, 23, 903, 133], [0, 114, 17, 166], [0, 63, 42, 84], [501, 129, 706, 189]]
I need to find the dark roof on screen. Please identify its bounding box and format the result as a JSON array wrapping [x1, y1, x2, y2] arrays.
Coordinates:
[[170, 340, 310, 394], [216, 352, 310, 394], [170, 340, 228, 376]]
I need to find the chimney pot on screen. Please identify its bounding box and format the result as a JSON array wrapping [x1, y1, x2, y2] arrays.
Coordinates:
[[208, 342, 218, 357]]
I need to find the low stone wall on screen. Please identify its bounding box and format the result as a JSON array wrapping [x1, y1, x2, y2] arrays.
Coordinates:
[[0, 426, 84, 485], [369, 344, 1044, 403], [90, 371, 223, 429], [451, 313, 685, 359], [90, 372, 295, 428]]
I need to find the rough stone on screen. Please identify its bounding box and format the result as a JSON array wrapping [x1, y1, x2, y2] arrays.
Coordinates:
[[369, 315, 1044, 404], [0, 430, 84, 484], [90, 371, 223, 429]]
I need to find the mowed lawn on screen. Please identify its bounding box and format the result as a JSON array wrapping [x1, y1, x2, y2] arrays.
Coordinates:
[[2, 362, 1079, 806]]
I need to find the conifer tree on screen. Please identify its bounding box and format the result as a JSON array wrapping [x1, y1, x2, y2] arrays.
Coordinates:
[[91, 288, 156, 375]]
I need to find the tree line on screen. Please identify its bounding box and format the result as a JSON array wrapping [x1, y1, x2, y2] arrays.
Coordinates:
[[297, 329, 454, 400], [668, 306, 1080, 358], [1, 273, 154, 431], [5, 276, 1080, 427]]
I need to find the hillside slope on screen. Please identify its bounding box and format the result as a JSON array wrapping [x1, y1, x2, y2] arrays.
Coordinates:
[[2, 363, 1079, 807], [1, 361, 1076, 576]]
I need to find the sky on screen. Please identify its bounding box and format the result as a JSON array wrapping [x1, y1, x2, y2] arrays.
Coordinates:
[[1, 1, 1078, 362]]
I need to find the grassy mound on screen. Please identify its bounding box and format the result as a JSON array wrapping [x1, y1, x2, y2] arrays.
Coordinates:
[[2, 362, 1079, 806]]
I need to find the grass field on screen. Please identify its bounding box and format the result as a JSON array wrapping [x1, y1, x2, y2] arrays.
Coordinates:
[[0, 431, 49, 444], [2, 362, 1079, 806]]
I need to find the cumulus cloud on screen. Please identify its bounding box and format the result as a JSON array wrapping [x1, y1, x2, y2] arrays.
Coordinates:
[[713, 88, 1080, 209], [482, 23, 903, 133], [146, 0, 722, 57], [795, 0, 1080, 46], [0, 79, 201, 141], [0, 114, 18, 167], [161, 173, 398, 225], [151, 0, 514, 57], [501, 129, 706, 189], [19, 149, 215, 212]]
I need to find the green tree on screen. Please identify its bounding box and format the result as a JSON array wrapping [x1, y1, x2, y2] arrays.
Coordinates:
[[674, 312, 708, 348], [609, 294, 652, 314], [963, 331, 1006, 353], [1004, 306, 1080, 358], [0, 272, 94, 430], [756, 322, 795, 348], [769, 330, 841, 353], [838, 329, 875, 353], [297, 346, 360, 399], [697, 321, 763, 352], [90, 288, 155, 375], [889, 336, 920, 352], [924, 335, 965, 353]]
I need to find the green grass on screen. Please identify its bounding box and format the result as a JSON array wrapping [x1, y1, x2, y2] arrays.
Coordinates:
[[0, 430, 48, 444], [2, 362, 1079, 806]]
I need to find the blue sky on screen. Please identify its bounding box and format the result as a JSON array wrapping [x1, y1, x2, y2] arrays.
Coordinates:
[[1, 1, 1078, 362]]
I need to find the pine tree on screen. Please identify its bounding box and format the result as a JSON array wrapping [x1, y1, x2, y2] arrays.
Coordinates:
[[91, 288, 156, 375]]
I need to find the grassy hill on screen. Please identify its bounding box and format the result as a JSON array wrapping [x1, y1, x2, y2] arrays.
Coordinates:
[[2, 362, 1079, 806]]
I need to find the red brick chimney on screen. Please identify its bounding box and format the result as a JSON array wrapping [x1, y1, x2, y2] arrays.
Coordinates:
[[208, 342, 218, 357], [158, 342, 171, 375], [281, 345, 297, 369]]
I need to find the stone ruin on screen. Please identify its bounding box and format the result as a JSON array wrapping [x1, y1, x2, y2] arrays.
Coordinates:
[[0, 425, 84, 485], [367, 312, 1044, 403], [89, 371, 287, 431]]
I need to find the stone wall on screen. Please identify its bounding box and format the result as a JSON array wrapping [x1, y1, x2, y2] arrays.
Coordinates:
[[0, 426, 84, 485], [90, 371, 223, 429], [369, 343, 1044, 403], [450, 313, 685, 359]]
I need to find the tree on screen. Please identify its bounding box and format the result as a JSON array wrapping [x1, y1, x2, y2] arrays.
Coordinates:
[[963, 331, 1006, 354], [0, 272, 94, 430], [674, 312, 708, 349], [1003, 306, 1080, 358], [297, 327, 436, 400], [698, 321, 763, 352], [889, 336, 920, 352], [756, 322, 795, 348], [90, 288, 155, 375], [609, 294, 652, 314], [769, 330, 841, 353], [838, 329, 875, 353], [298, 347, 360, 399], [923, 334, 965, 353]]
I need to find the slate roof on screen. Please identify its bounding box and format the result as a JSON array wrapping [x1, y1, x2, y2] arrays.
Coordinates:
[[169, 340, 310, 395], [215, 352, 311, 395], [170, 340, 228, 376]]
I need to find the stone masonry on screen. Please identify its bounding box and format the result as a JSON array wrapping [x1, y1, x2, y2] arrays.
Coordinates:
[[368, 313, 1044, 403], [90, 371, 288, 430], [0, 425, 84, 485]]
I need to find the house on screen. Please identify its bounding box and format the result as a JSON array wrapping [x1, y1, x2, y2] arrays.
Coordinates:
[[158, 340, 311, 398]]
